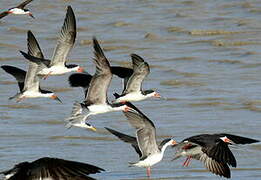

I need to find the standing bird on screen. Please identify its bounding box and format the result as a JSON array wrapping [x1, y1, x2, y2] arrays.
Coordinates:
[[20, 6, 84, 79], [105, 103, 177, 177], [113, 54, 160, 103], [65, 37, 132, 130], [1, 30, 61, 103], [1, 157, 104, 180], [172, 134, 259, 178], [0, 0, 34, 20]]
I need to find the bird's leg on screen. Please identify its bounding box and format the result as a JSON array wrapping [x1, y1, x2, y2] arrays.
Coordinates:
[[146, 167, 151, 177], [182, 156, 190, 167], [184, 156, 192, 167], [43, 71, 52, 80]]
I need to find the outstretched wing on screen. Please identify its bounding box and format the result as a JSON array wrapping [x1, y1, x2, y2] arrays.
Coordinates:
[[123, 107, 158, 159], [105, 127, 142, 157], [50, 6, 76, 66], [85, 37, 112, 105], [217, 133, 259, 144], [1, 157, 104, 180], [201, 141, 237, 168], [1, 65, 26, 92], [16, 0, 34, 9], [123, 54, 150, 94], [199, 153, 231, 178]]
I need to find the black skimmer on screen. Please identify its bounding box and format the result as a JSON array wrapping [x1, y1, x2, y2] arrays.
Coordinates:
[[1, 157, 104, 180], [113, 54, 160, 103], [0, 0, 34, 20], [65, 37, 132, 130], [20, 6, 84, 79], [172, 134, 259, 178], [1, 31, 61, 103], [105, 103, 177, 177]]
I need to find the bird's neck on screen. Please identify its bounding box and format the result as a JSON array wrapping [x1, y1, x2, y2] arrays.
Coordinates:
[[160, 142, 171, 154]]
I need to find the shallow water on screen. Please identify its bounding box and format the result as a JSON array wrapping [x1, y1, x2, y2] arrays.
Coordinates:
[[0, 0, 261, 179]]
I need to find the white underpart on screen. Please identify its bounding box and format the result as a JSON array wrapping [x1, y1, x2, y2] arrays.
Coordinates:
[[22, 91, 53, 98], [88, 104, 127, 115], [9, 8, 28, 15], [69, 122, 90, 129], [132, 140, 174, 168], [133, 153, 163, 168], [67, 103, 128, 129], [114, 92, 154, 103], [38, 65, 79, 76]]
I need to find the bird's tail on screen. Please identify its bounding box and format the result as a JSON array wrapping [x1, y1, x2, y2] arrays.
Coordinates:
[[65, 102, 89, 128], [128, 162, 138, 167], [8, 93, 23, 102]]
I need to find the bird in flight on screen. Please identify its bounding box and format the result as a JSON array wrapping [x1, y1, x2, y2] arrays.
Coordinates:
[[0, 0, 35, 20]]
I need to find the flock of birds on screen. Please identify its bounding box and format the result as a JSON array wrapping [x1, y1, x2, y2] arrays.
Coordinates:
[[0, 1, 260, 180]]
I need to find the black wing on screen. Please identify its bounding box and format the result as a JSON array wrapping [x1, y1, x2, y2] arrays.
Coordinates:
[[217, 133, 259, 144], [1, 65, 26, 92], [105, 127, 142, 157], [68, 73, 93, 98], [1, 157, 104, 180], [201, 140, 237, 167], [19, 51, 51, 67], [16, 0, 34, 9]]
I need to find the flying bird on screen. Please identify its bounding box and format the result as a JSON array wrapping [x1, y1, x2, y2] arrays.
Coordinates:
[[113, 54, 160, 103], [1, 30, 61, 103], [172, 133, 259, 178], [1, 157, 104, 180], [20, 6, 84, 79], [0, 0, 34, 20], [105, 103, 177, 177], [65, 37, 132, 130]]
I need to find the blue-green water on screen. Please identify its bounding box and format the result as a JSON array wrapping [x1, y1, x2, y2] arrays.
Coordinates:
[[0, 0, 260, 179]]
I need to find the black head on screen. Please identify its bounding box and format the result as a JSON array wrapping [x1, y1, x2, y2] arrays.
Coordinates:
[[142, 89, 155, 95], [65, 64, 78, 68], [24, 9, 29, 12]]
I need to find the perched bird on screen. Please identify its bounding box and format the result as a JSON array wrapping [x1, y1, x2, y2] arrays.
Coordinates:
[[1, 31, 61, 103], [172, 134, 259, 178], [65, 37, 132, 130], [113, 54, 160, 103], [1, 157, 104, 180], [20, 6, 84, 79], [0, 0, 35, 20], [105, 103, 177, 177]]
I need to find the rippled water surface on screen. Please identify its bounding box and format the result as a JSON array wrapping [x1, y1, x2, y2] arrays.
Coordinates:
[[0, 0, 261, 179]]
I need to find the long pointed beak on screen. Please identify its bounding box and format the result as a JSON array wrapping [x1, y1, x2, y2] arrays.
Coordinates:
[[86, 123, 97, 131], [89, 126, 97, 131], [171, 140, 178, 148], [51, 95, 62, 103], [77, 67, 84, 73], [29, 13, 35, 19], [154, 92, 161, 98]]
